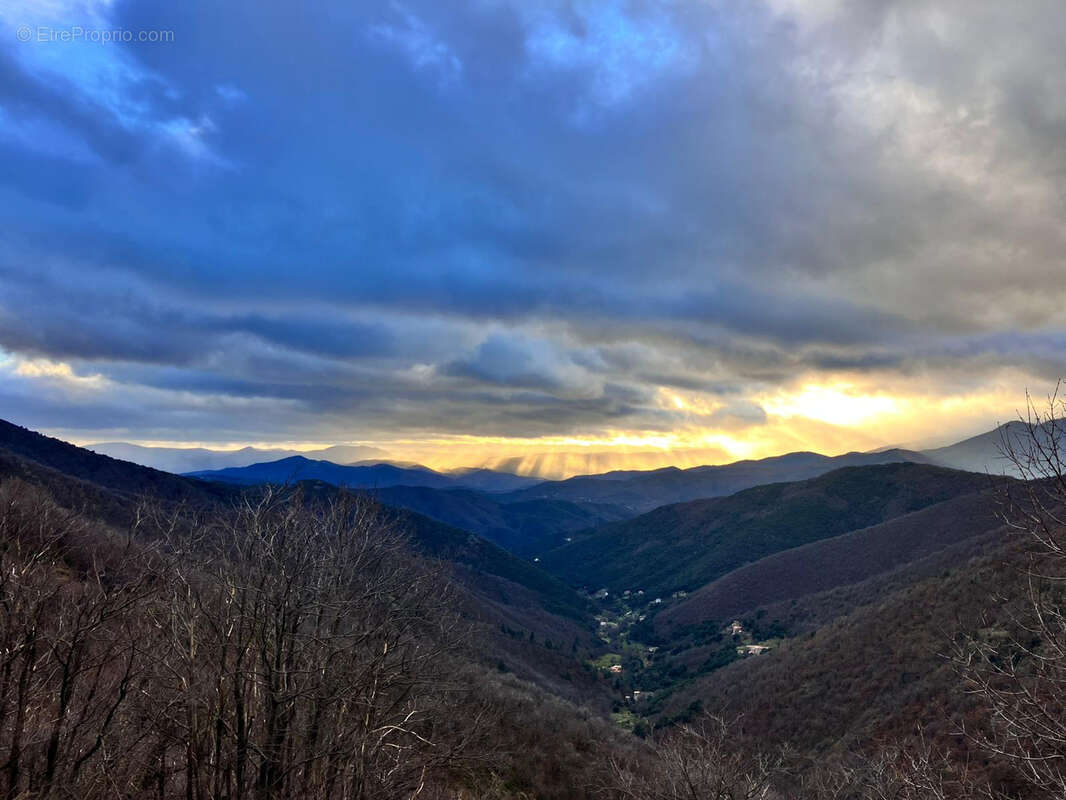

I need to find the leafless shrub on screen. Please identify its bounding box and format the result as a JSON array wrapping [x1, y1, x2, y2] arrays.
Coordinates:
[[794, 733, 999, 800], [604, 713, 778, 800]]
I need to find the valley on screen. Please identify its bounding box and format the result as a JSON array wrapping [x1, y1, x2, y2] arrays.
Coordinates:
[[1, 414, 1052, 798]]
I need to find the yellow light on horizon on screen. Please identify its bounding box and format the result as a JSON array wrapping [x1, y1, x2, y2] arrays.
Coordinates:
[[762, 383, 903, 427]]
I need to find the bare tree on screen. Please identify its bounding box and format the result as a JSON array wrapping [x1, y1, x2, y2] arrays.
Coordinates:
[[142, 487, 478, 800], [0, 480, 485, 799], [950, 386, 1066, 795], [0, 479, 159, 799]]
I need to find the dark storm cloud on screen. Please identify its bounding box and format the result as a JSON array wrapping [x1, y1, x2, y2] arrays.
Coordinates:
[[1, 0, 1065, 443]]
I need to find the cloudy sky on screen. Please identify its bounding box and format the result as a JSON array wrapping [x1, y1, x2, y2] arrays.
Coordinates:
[[1, 0, 1064, 476]]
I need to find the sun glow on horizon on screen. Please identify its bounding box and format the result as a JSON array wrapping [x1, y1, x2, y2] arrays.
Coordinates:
[[22, 353, 1032, 480], [50, 377, 1032, 479], [761, 383, 904, 427]]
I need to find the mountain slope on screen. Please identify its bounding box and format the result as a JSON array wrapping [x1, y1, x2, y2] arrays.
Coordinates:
[[0, 419, 593, 641], [654, 539, 1022, 761], [371, 485, 628, 557], [539, 462, 993, 596], [0, 419, 239, 506], [654, 486, 1006, 636], [188, 458, 622, 556], [922, 419, 1058, 475], [386, 507, 592, 622], [501, 448, 931, 513]]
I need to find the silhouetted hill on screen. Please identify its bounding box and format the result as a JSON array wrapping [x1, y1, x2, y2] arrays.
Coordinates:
[[501, 448, 931, 513], [441, 467, 543, 492], [372, 485, 628, 557], [186, 457, 621, 556], [0, 418, 238, 506], [187, 455, 542, 492], [187, 456, 455, 487], [539, 463, 992, 596]]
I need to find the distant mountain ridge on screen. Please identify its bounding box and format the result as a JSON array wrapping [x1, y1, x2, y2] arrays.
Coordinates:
[[90, 418, 1040, 507], [168, 418, 1038, 524], [0, 419, 240, 507], [183, 447, 934, 514], [498, 448, 932, 513], [186, 456, 541, 492], [89, 442, 543, 491], [175, 447, 948, 543], [87, 441, 393, 473]]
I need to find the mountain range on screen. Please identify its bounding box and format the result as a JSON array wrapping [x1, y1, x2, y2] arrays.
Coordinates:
[[185, 456, 541, 492], [152, 420, 1027, 514], [0, 413, 1049, 796], [87, 441, 393, 473]]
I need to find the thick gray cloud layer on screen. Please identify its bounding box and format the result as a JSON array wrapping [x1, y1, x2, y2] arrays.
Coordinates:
[[0, 0, 1064, 446]]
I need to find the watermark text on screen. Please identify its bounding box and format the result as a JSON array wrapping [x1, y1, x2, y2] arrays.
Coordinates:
[[16, 25, 175, 44]]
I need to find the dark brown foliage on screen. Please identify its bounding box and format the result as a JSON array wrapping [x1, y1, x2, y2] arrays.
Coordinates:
[[0, 482, 493, 798]]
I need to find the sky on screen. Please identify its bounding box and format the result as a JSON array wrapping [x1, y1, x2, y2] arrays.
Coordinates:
[[1, 0, 1064, 477]]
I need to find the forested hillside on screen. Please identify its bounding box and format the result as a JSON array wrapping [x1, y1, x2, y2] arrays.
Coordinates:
[[539, 462, 993, 596], [655, 486, 1005, 634], [654, 542, 1024, 760], [0, 422, 602, 698]]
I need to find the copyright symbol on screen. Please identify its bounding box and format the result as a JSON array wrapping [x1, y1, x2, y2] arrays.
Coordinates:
[[16, 26, 32, 42]]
